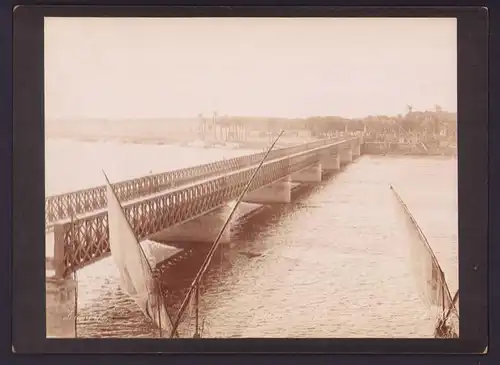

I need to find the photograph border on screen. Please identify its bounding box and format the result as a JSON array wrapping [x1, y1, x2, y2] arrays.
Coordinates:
[[12, 5, 488, 355]]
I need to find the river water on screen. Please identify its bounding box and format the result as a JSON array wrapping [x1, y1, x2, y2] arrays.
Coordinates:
[[45, 139, 458, 338]]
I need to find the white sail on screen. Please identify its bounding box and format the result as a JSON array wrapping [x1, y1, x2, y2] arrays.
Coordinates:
[[140, 239, 182, 269], [390, 185, 458, 337], [105, 174, 176, 337]]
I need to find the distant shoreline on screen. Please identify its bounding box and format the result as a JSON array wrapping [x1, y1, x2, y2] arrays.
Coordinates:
[[362, 141, 457, 157], [46, 135, 193, 145], [46, 136, 457, 157], [45, 136, 281, 150]]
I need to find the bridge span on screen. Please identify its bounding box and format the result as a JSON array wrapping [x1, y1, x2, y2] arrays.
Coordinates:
[[46, 136, 362, 279]]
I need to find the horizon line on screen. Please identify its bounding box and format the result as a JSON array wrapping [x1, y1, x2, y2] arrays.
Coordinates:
[[46, 110, 458, 122]]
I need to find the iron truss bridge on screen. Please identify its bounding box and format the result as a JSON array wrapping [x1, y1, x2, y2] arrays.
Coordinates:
[[47, 137, 361, 277]]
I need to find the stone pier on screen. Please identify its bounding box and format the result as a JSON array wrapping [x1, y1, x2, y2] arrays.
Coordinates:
[[339, 146, 353, 164], [352, 141, 361, 158], [291, 163, 322, 183], [320, 151, 341, 171], [149, 204, 233, 244], [46, 276, 77, 338], [243, 176, 292, 204]]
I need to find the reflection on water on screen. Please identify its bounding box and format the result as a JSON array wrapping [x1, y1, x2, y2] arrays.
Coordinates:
[[46, 139, 457, 338]]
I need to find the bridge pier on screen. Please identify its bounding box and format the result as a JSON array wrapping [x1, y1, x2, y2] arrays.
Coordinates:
[[291, 163, 322, 183], [339, 146, 352, 164], [243, 176, 292, 204], [352, 141, 361, 158], [320, 151, 340, 171], [46, 276, 77, 338], [150, 204, 233, 244]]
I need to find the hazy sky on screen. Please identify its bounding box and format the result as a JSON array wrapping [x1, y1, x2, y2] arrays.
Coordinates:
[[44, 17, 457, 119]]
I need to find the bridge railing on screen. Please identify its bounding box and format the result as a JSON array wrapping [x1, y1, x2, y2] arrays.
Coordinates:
[[45, 137, 352, 226], [51, 138, 359, 277]]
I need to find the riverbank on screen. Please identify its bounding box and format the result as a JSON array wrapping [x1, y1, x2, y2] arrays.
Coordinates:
[[362, 141, 457, 157]]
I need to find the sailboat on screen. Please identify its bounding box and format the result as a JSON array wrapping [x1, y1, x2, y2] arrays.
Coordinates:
[[104, 172, 179, 337], [390, 184, 459, 338]]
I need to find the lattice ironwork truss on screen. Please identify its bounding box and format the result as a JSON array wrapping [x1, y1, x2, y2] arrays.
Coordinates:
[[48, 137, 361, 277]]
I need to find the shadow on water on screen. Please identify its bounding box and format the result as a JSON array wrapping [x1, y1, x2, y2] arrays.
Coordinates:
[[158, 163, 355, 317]]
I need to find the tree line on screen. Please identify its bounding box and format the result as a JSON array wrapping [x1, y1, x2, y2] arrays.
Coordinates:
[[215, 107, 457, 138]]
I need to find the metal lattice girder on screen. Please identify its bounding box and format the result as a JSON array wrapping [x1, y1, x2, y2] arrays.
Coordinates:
[[52, 138, 358, 277], [45, 137, 345, 226]]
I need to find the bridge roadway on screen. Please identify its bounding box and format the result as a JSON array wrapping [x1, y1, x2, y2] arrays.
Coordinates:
[[46, 136, 362, 278]]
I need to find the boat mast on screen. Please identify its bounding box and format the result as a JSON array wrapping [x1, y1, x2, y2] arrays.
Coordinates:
[[193, 283, 201, 338], [169, 130, 285, 338]]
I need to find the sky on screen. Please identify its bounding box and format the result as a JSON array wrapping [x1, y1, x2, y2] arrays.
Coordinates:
[[44, 17, 457, 120]]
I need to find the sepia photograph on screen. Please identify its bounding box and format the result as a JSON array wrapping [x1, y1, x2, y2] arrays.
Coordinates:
[[44, 16, 459, 340]]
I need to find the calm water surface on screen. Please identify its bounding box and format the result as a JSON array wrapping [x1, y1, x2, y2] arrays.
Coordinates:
[[45, 139, 458, 338]]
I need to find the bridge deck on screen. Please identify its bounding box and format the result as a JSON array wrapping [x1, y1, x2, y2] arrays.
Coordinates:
[[45, 137, 353, 227], [51, 140, 344, 226]]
